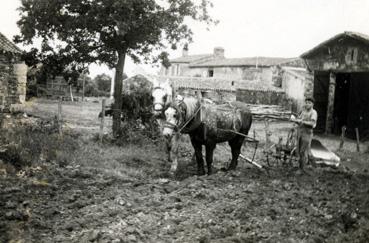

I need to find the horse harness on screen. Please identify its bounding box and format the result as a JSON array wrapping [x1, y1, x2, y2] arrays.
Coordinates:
[[163, 100, 202, 134]]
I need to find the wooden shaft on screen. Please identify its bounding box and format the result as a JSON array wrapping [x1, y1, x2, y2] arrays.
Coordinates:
[[355, 127, 360, 152], [239, 154, 263, 169], [58, 98, 62, 136], [339, 126, 346, 150], [100, 99, 106, 143]]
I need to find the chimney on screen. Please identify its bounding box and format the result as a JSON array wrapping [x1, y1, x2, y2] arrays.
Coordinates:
[[182, 44, 189, 57], [213, 47, 225, 59]]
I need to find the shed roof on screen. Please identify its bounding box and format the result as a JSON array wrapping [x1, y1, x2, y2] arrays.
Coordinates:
[[300, 31, 369, 58], [161, 76, 283, 92], [189, 57, 299, 68], [164, 76, 236, 91], [0, 32, 22, 54], [170, 54, 213, 63]]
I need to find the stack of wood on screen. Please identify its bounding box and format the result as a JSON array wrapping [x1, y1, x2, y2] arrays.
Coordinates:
[[247, 104, 293, 121]]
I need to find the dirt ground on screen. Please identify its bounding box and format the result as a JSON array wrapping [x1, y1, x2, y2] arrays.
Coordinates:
[[1, 98, 369, 243]]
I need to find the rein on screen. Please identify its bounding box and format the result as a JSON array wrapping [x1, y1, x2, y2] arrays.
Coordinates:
[[177, 104, 202, 134], [164, 101, 202, 134]]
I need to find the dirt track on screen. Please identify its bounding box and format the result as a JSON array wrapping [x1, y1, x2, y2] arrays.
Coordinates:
[[1, 99, 369, 243]]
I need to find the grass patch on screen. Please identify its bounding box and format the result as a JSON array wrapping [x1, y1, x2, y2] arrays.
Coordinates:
[[0, 116, 79, 170]]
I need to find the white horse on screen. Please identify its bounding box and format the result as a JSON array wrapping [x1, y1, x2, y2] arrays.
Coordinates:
[[150, 78, 183, 173]]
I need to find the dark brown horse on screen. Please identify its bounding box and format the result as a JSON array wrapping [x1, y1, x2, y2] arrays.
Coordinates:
[[163, 97, 252, 175]]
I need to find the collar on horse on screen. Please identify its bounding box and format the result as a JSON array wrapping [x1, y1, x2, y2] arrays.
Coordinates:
[[165, 100, 202, 134]]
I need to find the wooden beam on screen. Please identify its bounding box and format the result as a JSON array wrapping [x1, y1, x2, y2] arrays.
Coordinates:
[[325, 72, 336, 134]]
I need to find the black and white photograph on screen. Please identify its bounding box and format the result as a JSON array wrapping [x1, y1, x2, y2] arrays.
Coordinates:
[[1, 0, 369, 242]]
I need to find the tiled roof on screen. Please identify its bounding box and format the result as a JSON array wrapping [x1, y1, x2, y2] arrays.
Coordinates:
[[189, 57, 298, 68], [160, 76, 283, 92], [170, 54, 213, 63], [162, 76, 236, 92], [301, 31, 369, 58], [0, 32, 21, 54]]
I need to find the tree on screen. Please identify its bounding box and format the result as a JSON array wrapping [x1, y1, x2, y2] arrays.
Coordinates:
[[94, 74, 112, 93], [15, 0, 217, 137]]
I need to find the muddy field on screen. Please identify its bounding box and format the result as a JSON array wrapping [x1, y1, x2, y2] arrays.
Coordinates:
[[1, 99, 369, 243]]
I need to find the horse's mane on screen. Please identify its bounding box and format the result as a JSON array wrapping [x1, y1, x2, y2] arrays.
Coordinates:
[[182, 96, 200, 120]]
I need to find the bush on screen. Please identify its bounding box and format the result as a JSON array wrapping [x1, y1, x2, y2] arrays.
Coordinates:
[[113, 119, 161, 146], [85, 82, 109, 97]]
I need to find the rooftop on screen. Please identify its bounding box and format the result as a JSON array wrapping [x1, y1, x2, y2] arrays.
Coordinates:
[[160, 76, 283, 92], [0, 32, 21, 54], [170, 54, 213, 63], [189, 57, 300, 68], [301, 31, 369, 58]]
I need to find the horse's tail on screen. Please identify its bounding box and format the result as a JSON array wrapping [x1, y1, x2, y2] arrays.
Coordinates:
[[240, 110, 252, 135]]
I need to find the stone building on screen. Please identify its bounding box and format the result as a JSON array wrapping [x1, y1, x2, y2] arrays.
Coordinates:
[[161, 47, 303, 85], [300, 31, 369, 138], [160, 47, 304, 107], [0, 32, 27, 108]]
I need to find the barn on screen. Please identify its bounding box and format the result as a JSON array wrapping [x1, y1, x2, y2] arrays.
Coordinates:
[[301, 31, 369, 139], [0, 32, 27, 109]]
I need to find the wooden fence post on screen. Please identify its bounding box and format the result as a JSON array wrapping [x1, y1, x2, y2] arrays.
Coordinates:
[[338, 126, 346, 151], [100, 99, 106, 143], [264, 120, 272, 152], [58, 97, 62, 136], [355, 128, 360, 152]]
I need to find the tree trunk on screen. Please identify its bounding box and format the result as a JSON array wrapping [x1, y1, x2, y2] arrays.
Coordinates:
[[112, 50, 127, 137]]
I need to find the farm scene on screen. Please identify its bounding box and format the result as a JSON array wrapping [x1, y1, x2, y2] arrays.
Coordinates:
[[1, 1, 369, 243]]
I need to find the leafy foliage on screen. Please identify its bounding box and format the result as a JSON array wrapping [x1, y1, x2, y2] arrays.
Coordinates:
[[94, 74, 112, 92], [15, 0, 217, 135], [15, 0, 216, 67]]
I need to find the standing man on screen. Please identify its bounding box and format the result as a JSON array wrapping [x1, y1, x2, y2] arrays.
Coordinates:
[[291, 97, 318, 172]]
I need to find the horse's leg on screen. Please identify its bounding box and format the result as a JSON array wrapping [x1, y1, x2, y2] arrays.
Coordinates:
[[205, 143, 216, 175], [169, 133, 180, 173], [228, 136, 244, 170], [165, 136, 172, 162], [190, 138, 205, 176]]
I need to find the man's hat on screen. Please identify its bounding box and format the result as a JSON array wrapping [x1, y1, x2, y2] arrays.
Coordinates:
[[305, 96, 315, 103]]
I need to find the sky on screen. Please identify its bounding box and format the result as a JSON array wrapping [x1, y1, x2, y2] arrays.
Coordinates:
[[2, 0, 369, 79]]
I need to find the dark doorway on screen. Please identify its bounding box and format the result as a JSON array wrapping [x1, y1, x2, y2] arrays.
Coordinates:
[[333, 72, 369, 140], [313, 71, 329, 133], [208, 69, 214, 77]]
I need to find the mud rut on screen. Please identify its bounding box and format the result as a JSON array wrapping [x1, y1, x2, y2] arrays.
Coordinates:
[[1, 113, 369, 242]]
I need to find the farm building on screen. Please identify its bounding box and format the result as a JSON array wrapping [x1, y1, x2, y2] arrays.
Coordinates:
[[160, 46, 304, 86], [160, 46, 304, 107], [0, 32, 27, 108], [300, 31, 369, 139]]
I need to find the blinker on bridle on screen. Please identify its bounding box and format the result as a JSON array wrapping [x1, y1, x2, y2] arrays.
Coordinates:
[[164, 102, 202, 134]]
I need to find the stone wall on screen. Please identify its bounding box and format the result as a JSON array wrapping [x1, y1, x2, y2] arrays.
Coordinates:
[[236, 89, 290, 107], [177, 88, 236, 103], [0, 54, 27, 107]]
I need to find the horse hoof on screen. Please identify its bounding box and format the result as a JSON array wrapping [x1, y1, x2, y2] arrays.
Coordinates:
[[227, 166, 237, 171]]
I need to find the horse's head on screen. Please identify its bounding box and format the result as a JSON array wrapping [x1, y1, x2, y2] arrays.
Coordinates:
[[163, 105, 183, 137], [163, 97, 200, 137], [151, 78, 173, 117]]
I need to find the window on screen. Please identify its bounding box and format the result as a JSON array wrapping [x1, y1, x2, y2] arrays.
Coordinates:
[[208, 69, 214, 77]]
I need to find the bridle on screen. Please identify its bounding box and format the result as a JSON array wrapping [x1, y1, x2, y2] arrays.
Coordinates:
[[152, 86, 169, 112], [163, 101, 202, 134]]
